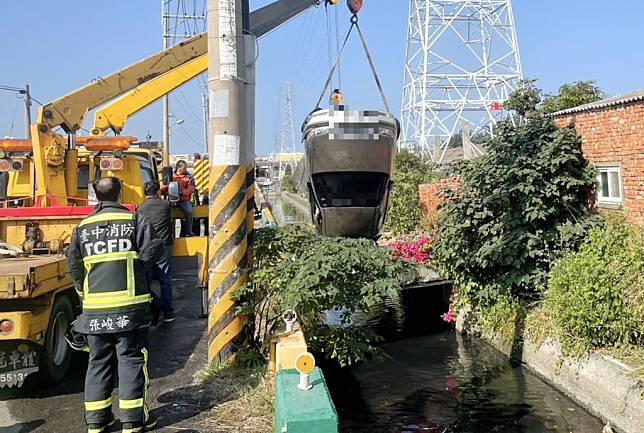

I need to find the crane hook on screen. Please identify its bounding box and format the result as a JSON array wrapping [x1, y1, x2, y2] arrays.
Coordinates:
[[347, 0, 363, 14]]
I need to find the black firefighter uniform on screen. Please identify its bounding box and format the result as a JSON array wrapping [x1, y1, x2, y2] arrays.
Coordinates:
[[67, 201, 163, 426]]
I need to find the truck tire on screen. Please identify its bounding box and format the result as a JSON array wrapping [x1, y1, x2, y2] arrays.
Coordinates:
[[41, 295, 74, 383]]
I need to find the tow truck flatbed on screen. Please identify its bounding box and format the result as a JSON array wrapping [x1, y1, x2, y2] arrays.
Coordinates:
[[0, 255, 71, 300]]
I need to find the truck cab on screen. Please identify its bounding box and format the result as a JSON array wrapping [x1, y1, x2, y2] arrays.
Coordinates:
[[0, 138, 162, 387]]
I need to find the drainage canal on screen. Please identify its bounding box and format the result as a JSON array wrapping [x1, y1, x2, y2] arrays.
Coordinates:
[[324, 284, 605, 433], [263, 188, 604, 432]]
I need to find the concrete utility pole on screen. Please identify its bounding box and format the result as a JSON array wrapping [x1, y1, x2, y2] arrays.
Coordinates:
[[201, 91, 209, 155], [242, 6, 257, 284], [462, 121, 474, 160], [0, 84, 32, 139], [162, 12, 171, 167], [23, 84, 32, 139], [207, 0, 249, 364]]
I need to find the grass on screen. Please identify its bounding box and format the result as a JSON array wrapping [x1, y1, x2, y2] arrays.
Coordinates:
[[603, 345, 644, 380], [196, 364, 274, 433], [526, 306, 644, 381]]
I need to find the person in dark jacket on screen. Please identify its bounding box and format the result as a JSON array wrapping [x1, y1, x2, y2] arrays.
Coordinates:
[[137, 180, 175, 323], [67, 177, 163, 433]]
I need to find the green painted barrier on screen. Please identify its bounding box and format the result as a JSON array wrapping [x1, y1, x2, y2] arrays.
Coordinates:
[[274, 367, 338, 433]]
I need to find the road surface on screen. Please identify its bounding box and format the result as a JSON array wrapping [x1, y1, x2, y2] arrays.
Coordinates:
[[0, 258, 212, 433]]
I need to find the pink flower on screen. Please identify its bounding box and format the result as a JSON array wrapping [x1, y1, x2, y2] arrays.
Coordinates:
[[389, 236, 432, 264], [441, 310, 455, 323], [442, 292, 456, 323]]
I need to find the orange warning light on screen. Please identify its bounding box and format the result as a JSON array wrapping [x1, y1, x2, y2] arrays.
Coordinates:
[[0, 139, 32, 153], [83, 136, 137, 152]]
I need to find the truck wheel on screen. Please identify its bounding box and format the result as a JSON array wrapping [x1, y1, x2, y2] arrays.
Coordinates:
[[41, 295, 74, 383]]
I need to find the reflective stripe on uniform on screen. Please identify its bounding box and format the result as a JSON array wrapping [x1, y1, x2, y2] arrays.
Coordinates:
[[142, 347, 150, 421], [119, 398, 144, 409], [83, 251, 140, 264], [82, 294, 151, 310], [78, 212, 134, 227], [85, 397, 112, 411], [82, 251, 149, 310], [88, 420, 116, 433]]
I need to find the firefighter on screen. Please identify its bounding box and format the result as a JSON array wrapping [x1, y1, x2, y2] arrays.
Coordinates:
[[67, 177, 164, 433]]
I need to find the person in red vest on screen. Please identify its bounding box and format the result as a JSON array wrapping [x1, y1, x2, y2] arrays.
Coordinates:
[[173, 160, 196, 236]]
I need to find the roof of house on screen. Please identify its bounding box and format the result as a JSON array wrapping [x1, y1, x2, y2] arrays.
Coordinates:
[[549, 88, 644, 117]]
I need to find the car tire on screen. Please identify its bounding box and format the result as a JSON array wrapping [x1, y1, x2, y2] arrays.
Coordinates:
[[41, 295, 74, 383]]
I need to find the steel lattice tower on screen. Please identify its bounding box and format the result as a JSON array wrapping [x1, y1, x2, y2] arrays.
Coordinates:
[[278, 82, 296, 179], [400, 0, 523, 162]]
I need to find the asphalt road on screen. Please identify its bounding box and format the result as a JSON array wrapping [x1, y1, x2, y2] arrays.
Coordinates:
[[0, 258, 210, 433]]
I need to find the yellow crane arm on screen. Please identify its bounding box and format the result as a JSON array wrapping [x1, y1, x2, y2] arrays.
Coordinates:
[[40, 0, 330, 135], [39, 34, 207, 134], [91, 55, 208, 135]]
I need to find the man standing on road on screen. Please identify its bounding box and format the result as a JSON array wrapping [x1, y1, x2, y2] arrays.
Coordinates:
[[67, 177, 164, 433], [173, 160, 195, 236], [138, 180, 176, 323]]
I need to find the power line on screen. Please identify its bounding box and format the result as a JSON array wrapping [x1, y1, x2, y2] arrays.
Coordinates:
[[176, 120, 203, 148], [6, 98, 19, 137]]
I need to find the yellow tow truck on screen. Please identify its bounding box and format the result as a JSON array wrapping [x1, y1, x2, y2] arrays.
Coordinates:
[[0, 135, 167, 386], [0, 0, 335, 387], [0, 35, 207, 386]]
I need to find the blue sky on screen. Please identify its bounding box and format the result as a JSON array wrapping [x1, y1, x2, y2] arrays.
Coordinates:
[[1, 1, 643, 156]]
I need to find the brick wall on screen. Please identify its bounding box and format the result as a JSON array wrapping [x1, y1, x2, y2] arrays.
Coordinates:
[[418, 177, 459, 218], [553, 100, 644, 224]]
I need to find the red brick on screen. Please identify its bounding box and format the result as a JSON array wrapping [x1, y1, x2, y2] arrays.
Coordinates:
[[418, 177, 460, 218], [553, 99, 644, 225]]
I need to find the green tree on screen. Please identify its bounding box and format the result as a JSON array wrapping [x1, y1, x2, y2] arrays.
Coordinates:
[[541, 80, 606, 114], [433, 116, 600, 308], [504, 79, 542, 116], [448, 131, 463, 149], [386, 150, 440, 235]]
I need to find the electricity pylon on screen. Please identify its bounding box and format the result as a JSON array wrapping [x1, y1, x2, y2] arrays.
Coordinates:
[[400, 0, 523, 162]]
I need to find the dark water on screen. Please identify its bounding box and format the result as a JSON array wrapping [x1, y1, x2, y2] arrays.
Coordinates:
[[326, 332, 604, 433]]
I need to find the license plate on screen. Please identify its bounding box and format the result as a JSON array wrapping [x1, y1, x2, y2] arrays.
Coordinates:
[[0, 369, 37, 388], [0, 349, 39, 388]]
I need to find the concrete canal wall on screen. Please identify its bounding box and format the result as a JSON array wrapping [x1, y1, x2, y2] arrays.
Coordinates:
[[456, 314, 644, 433], [281, 191, 310, 217]]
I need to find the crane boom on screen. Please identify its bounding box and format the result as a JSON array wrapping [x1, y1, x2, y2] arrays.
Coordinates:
[[40, 0, 326, 134], [40, 34, 207, 134], [92, 55, 208, 135]]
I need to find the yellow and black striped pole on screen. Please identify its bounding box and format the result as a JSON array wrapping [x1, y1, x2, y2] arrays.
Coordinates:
[[246, 165, 255, 266], [193, 158, 209, 197], [206, 0, 248, 364]]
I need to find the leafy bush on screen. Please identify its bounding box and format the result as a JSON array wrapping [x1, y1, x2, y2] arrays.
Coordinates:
[[479, 295, 527, 348], [542, 218, 644, 353], [386, 150, 440, 235], [433, 116, 600, 309], [233, 225, 411, 366]]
